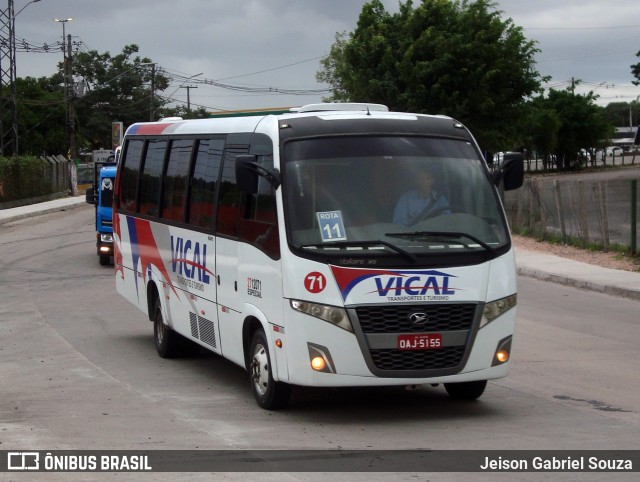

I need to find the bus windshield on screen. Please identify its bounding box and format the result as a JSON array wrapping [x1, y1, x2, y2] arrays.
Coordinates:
[[283, 136, 509, 262]]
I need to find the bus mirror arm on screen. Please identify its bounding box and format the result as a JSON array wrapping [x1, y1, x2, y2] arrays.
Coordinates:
[[253, 163, 281, 190], [491, 152, 524, 191], [236, 155, 281, 193]]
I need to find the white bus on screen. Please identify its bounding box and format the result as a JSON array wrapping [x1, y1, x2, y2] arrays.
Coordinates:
[[113, 103, 523, 409]]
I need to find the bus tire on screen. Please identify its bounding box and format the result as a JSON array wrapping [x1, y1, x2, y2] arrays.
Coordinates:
[[444, 380, 487, 400], [249, 330, 291, 410], [153, 298, 181, 358]]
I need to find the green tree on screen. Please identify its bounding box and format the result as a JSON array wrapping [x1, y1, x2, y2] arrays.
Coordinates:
[[632, 50, 640, 86], [70, 44, 169, 150], [14, 76, 67, 156], [604, 101, 640, 128], [535, 87, 613, 169], [317, 0, 543, 150], [158, 105, 210, 120], [520, 97, 561, 169]]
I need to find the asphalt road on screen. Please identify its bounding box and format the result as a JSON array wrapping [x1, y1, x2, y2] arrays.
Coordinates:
[[1, 205, 638, 478]]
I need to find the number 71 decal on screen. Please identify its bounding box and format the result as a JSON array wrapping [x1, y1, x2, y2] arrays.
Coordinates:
[[316, 210, 347, 242], [304, 272, 326, 293]]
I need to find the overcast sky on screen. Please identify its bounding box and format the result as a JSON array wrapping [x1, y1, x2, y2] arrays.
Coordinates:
[[12, 0, 640, 113]]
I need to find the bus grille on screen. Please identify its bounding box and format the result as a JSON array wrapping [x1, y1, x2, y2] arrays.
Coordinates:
[[370, 346, 465, 371], [355, 304, 476, 334], [353, 304, 477, 372]]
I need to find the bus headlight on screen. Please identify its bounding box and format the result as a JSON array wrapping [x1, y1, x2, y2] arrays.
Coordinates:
[[480, 294, 517, 328], [290, 300, 353, 333], [100, 233, 114, 243]]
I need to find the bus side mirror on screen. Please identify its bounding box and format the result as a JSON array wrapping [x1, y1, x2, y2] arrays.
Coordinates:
[[492, 152, 524, 191], [236, 155, 281, 194], [85, 186, 97, 205]]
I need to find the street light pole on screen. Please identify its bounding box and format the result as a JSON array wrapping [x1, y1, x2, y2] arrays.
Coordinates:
[[15, 0, 41, 17]]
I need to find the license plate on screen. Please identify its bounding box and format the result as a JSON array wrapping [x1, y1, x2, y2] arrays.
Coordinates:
[[397, 333, 443, 351]]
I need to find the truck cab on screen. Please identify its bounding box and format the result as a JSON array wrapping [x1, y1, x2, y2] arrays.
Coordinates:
[[86, 159, 118, 265]]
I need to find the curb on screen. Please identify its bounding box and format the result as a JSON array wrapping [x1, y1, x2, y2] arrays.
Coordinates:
[[0, 201, 87, 226], [517, 266, 640, 301]]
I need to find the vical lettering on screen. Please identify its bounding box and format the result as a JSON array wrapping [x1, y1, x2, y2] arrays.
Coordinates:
[[374, 275, 454, 296], [170, 236, 211, 284]]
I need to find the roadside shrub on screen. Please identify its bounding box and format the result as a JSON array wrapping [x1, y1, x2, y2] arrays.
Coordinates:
[[0, 156, 53, 203]]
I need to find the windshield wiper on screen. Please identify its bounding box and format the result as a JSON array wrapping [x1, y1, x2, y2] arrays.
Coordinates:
[[385, 231, 497, 254], [301, 240, 417, 263]]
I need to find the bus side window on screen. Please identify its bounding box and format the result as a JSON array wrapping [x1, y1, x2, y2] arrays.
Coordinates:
[[188, 138, 224, 230], [138, 140, 167, 217], [238, 155, 280, 259], [119, 139, 144, 212], [216, 148, 245, 237], [162, 139, 193, 223]]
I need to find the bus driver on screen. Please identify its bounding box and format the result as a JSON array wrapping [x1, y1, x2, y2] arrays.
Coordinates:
[[393, 167, 451, 226]]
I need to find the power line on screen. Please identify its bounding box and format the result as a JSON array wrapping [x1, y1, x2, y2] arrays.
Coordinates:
[[214, 55, 325, 81], [162, 68, 330, 96], [524, 24, 640, 30]]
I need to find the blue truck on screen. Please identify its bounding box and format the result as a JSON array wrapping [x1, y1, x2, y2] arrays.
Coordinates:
[[85, 158, 118, 265]]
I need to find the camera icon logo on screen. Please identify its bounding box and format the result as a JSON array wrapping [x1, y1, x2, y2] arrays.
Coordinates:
[[7, 452, 40, 470]]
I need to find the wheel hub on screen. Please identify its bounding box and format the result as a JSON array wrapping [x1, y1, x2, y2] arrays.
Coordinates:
[[251, 344, 269, 396]]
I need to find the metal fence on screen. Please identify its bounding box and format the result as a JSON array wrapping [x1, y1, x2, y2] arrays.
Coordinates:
[[524, 151, 638, 172], [0, 155, 70, 208], [504, 177, 639, 252]]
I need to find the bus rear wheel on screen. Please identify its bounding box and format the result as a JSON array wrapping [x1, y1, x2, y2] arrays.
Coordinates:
[[444, 380, 487, 400], [249, 330, 291, 410], [153, 298, 181, 358]]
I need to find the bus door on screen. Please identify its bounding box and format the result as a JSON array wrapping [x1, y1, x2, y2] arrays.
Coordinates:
[[215, 146, 248, 367], [179, 137, 225, 355]]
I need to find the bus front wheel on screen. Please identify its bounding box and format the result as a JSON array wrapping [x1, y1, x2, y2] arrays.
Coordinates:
[[444, 380, 487, 400], [249, 330, 291, 410]]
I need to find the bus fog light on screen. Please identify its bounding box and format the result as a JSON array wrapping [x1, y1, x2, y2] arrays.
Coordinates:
[[99, 246, 111, 253], [492, 336, 512, 366], [311, 357, 326, 371], [307, 342, 336, 374]]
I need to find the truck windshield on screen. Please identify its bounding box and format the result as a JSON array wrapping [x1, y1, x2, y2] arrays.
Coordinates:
[[282, 136, 509, 263]]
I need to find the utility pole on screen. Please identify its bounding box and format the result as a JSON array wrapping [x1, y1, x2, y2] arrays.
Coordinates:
[[180, 85, 197, 112], [67, 33, 76, 187], [54, 17, 75, 195], [149, 63, 155, 121]]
